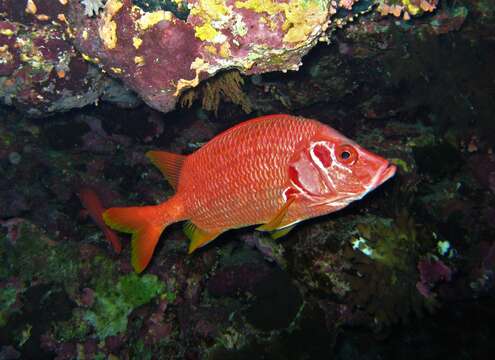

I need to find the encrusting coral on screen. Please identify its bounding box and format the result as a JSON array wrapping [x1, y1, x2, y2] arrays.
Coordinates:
[[68, 0, 347, 112], [0, 0, 446, 117], [376, 0, 439, 20], [81, 0, 107, 17]]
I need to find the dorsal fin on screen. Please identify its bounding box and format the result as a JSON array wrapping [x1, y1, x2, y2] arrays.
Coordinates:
[[146, 150, 187, 190]]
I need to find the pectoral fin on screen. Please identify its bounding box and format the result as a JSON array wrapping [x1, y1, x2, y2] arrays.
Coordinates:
[[270, 224, 296, 239], [256, 197, 296, 232], [184, 221, 223, 254]]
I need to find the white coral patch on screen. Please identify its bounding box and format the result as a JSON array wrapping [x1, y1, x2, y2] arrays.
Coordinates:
[[81, 0, 107, 17]]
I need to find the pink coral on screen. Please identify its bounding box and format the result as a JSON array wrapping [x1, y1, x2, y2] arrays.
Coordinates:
[[416, 258, 452, 299]]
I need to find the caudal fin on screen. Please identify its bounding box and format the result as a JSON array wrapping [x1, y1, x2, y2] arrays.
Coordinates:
[[103, 204, 171, 273]]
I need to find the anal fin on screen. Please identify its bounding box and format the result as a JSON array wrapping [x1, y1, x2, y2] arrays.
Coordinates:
[[184, 221, 223, 254], [256, 197, 296, 232]]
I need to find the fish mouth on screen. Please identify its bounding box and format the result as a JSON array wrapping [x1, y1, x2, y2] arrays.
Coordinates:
[[354, 162, 396, 202], [307, 162, 397, 208], [377, 163, 397, 186]]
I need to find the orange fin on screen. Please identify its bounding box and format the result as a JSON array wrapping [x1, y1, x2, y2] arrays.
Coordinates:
[[256, 197, 296, 232], [103, 205, 166, 273], [183, 221, 223, 254], [78, 186, 122, 254], [130, 225, 163, 273], [146, 150, 186, 190], [103, 227, 122, 254]]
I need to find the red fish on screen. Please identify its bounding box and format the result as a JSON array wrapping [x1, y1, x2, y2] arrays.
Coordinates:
[[103, 114, 396, 272], [78, 187, 122, 254]]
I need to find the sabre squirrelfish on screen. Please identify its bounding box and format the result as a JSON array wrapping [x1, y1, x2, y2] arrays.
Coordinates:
[[103, 114, 396, 272]]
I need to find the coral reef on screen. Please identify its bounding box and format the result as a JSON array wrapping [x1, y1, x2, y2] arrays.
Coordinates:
[[0, 219, 169, 357], [81, 0, 107, 17], [0, 0, 442, 117], [416, 258, 452, 299], [376, 0, 438, 20], [0, 18, 133, 117], [83, 271, 165, 339], [66, 0, 353, 113], [0, 0, 139, 117]]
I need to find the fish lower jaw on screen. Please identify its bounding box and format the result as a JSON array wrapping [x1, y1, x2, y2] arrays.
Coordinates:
[[308, 193, 355, 208], [380, 164, 397, 184], [365, 162, 397, 194]]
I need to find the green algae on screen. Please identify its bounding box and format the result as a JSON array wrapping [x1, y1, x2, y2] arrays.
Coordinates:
[[474, 0, 495, 19], [1, 221, 80, 288], [355, 212, 422, 272], [65, 254, 168, 341], [0, 129, 14, 146], [52, 308, 90, 342], [52, 266, 170, 342], [1, 221, 167, 341], [346, 212, 438, 325], [131, 339, 154, 360], [0, 285, 19, 327], [389, 157, 412, 173], [84, 272, 164, 339], [55, 254, 168, 341]]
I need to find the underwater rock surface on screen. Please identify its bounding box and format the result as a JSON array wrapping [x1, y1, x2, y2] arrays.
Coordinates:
[[0, 0, 463, 117], [1, 0, 495, 359]]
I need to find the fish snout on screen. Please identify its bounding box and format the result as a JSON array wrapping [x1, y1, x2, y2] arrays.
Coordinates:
[[377, 162, 397, 186]]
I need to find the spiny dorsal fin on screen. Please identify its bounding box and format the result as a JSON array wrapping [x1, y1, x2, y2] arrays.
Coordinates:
[[146, 150, 186, 190], [256, 197, 296, 232], [183, 221, 223, 254]]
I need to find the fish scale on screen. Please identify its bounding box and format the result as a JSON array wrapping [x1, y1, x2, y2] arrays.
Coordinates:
[[179, 115, 316, 230], [103, 114, 396, 273]]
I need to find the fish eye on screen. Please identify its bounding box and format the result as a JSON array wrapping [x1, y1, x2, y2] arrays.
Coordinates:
[[337, 145, 357, 165], [341, 151, 351, 160]]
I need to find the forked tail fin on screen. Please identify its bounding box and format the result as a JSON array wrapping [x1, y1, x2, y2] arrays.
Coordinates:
[[103, 200, 181, 273]]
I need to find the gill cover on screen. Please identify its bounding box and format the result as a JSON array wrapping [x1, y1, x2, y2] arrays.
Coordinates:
[[288, 141, 337, 197]]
